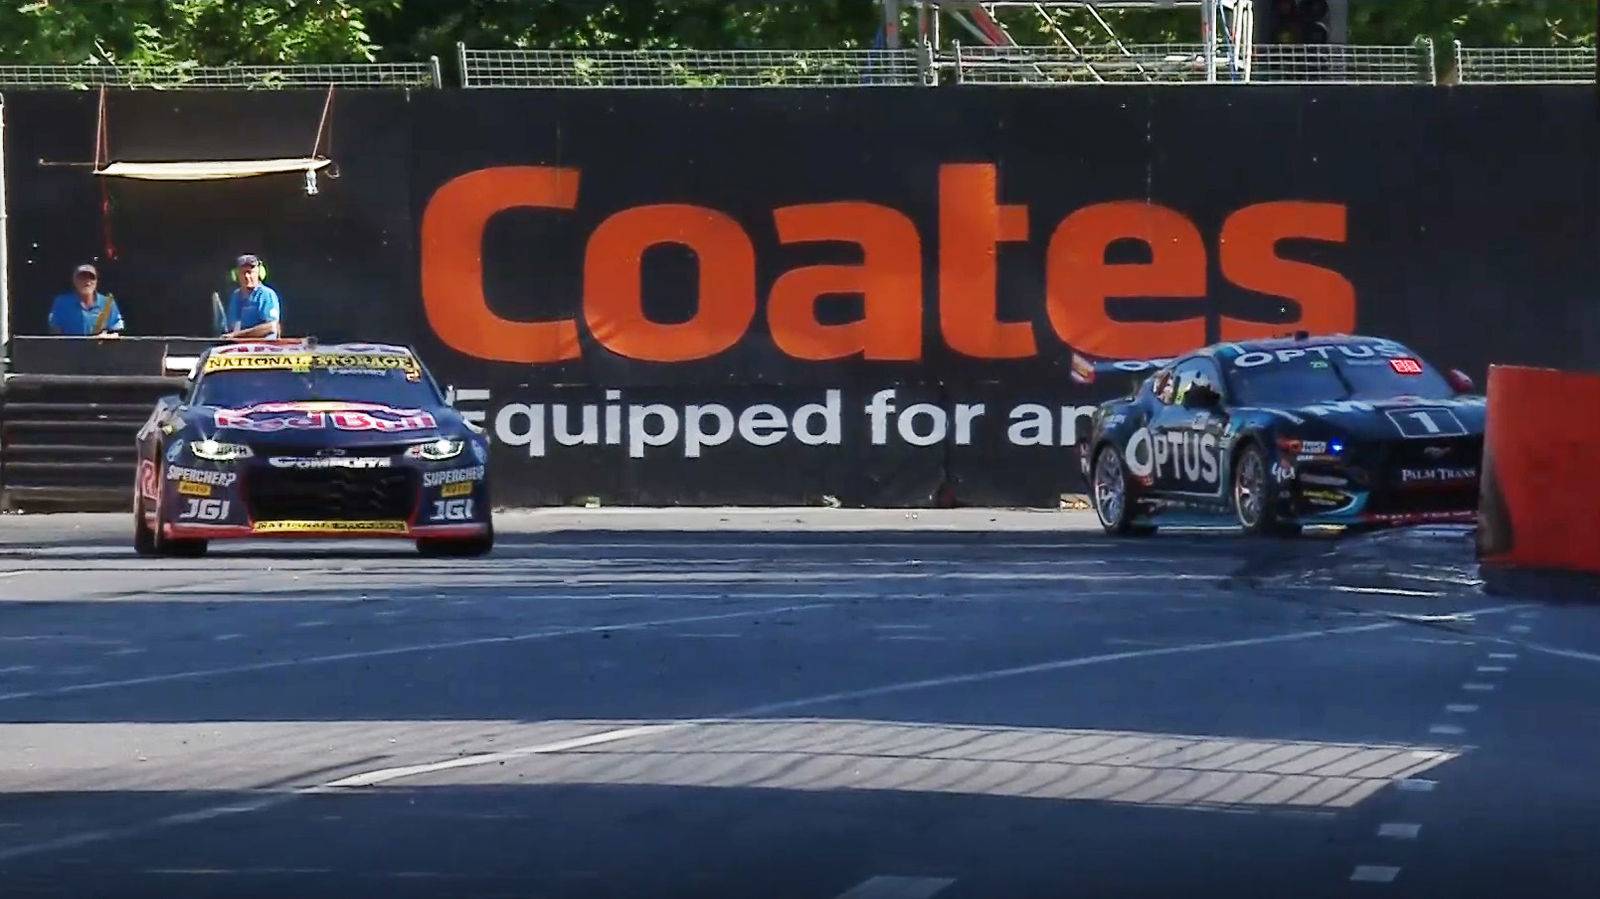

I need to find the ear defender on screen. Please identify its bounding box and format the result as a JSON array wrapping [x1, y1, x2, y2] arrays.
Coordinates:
[[228, 261, 268, 283]]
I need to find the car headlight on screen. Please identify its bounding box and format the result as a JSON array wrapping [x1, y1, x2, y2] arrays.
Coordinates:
[[406, 438, 465, 461], [190, 439, 253, 461]]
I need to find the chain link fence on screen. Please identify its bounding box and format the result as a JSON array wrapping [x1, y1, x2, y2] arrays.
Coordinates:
[[1452, 42, 1596, 84], [0, 60, 443, 90], [458, 47, 930, 88]]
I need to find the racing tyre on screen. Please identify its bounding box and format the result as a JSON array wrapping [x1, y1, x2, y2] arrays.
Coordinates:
[[417, 522, 494, 558], [133, 476, 209, 558], [1231, 442, 1302, 538], [1090, 444, 1156, 537]]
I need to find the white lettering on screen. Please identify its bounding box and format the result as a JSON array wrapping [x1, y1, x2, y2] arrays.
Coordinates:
[[1007, 404, 1051, 446], [898, 403, 947, 447], [866, 389, 896, 446], [739, 405, 788, 447], [954, 404, 985, 445], [422, 466, 486, 487], [553, 405, 599, 447], [792, 390, 842, 447], [628, 404, 680, 459], [494, 403, 545, 457], [165, 466, 238, 486], [683, 404, 735, 458], [267, 457, 391, 469]]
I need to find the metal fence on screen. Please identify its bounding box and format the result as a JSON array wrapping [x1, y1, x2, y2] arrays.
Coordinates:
[[0, 43, 1588, 90], [0, 60, 443, 90], [948, 42, 1436, 85], [457, 47, 929, 88], [1452, 42, 1596, 84]]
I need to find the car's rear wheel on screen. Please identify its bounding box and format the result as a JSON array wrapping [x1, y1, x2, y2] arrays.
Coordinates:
[[1091, 444, 1156, 537], [1232, 442, 1301, 538]]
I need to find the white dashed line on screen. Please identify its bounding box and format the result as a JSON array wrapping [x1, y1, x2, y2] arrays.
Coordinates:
[[832, 875, 957, 899], [1487, 652, 1518, 660], [1350, 865, 1401, 883], [1507, 625, 1532, 634], [1463, 682, 1495, 691], [294, 620, 331, 629], [1428, 724, 1465, 736], [0, 665, 35, 675], [1475, 665, 1508, 673], [1445, 704, 1479, 713], [1516, 611, 1540, 619], [1377, 823, 1421, 840], [673, 633, 741, 639], [106, 648, 146, 656], [1397, 778, 1436, 792], [212, 634, 244, 642]]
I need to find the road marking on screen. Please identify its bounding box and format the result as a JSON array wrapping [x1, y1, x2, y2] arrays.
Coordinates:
[[1487, 652, 1518, 660], [294, 620, 331, 629], [0, 604, 833, 704], [881, 635, 947, 642], [1524, 643, 1600, 666], [673, 633, 741, 639], [1350, 865, 1401, 883], [1332, 586, 1444, 597], [1507, 625, 1532, 634], [1428, 724, 1465, 736], [106, 647, 146, 656], [1475, 665, 1508, 673], [1462, 682, 1495, 691], [1377, 822, 1421, 839], [1397, 778, 1436, 792], [213, 634, 244, 641], [1516, 611, 1540, 619], [832, 875, 956, 899], [0, 608, 1519, 863], [324, 727, 689, 789], [1445, 704, 1479, 713], [0, 665, 35, 674]]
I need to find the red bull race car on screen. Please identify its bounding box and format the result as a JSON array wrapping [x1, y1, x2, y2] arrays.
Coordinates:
[[1075, 332, 1485, 537], [133, 340, 493, 557]]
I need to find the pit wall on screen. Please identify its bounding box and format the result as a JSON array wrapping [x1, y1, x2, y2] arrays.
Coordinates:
[[5, 86, 1595, 506]]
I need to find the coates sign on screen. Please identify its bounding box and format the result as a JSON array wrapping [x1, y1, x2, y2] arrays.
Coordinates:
[[419, 163, 1357, 366]]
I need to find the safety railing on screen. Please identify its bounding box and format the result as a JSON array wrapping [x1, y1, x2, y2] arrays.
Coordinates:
[[457, 46, 930, 88], [0, 60, 443, 90], [947, 41, 1438, 85], [1452, 42, 1596, 84]]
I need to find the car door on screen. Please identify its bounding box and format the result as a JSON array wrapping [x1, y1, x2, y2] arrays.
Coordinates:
[[1148, 356, 1229, 499]]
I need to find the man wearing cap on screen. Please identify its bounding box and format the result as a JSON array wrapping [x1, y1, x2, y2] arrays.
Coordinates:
[[222, 254, 283, 340], [47, 263, 124, 337]]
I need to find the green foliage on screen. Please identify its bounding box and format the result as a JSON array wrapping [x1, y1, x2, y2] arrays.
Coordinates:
[[0, 0, 1591, 71]]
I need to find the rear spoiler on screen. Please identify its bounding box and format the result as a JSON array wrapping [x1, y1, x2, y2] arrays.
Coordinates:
[[1069, 351, 1176, 386]]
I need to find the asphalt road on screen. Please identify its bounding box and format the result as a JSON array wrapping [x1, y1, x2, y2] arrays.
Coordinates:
[[0, 509, 1598, 898]]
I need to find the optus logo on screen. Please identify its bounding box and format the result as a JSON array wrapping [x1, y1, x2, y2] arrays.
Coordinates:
[[420, 163, 1356, 365]]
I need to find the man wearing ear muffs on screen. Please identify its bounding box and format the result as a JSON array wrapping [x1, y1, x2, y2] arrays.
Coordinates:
[[221, 254, 283, 339]]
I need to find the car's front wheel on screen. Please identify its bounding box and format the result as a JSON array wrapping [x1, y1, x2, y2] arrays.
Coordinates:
[[132, 464, 209, 557], [1232, 442, 1301, 538], [1091, 443, 1156, 537]]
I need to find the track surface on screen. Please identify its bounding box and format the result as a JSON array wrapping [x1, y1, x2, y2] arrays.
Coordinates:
[[1, 509, 1598, 898]]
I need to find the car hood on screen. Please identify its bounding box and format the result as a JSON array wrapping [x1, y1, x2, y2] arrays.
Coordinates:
[[176, 400, 466, 448], [1250, 394, 1487, 441]]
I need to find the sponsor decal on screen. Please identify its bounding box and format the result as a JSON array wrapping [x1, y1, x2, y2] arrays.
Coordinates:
[[1232, 342, 1408, 368], [1399, 467, 1478, 483], [428, 498, 476, 521], [421, 164, 1355, 364], [1123, 427, 1155, 479], [252, 520, 409, 534], [165, 466, 238, 486], [1390, 357, 1424, 375], [1304, 488, 1352, 508], [423, 465, 486, 487], [214, 405, 438, 434], [177, 481, 212, 497], [137, 460, 158, 500], [203, 350, 422, 381], [178, 498, 231, 521], [165, 440, 185, 463], [1300, 473, 1349, 488], [1152, 429, 1219, 486], [440, 481, 474, 498], [1271, 462, 1295, 483], [268, 456, 393, 469], [1301, 400, 1376, 417]]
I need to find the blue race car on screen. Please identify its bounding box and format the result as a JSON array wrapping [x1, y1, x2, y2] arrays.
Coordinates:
[[1074, 333, 1485, 537], [134, 340, 493, 556]]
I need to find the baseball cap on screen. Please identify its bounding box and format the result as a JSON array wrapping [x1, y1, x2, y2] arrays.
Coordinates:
[[235, 254, 261, 268], [73, 263, 97, 279]]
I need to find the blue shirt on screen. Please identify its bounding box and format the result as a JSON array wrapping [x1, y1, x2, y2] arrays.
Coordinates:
[[225, 284, 282, 337], [48, 292, 123, 336]]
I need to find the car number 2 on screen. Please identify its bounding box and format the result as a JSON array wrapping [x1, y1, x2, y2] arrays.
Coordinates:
[[180, 499, 230, 521], [431, 499, 475, 521], [1385, 407, 1467, 439]]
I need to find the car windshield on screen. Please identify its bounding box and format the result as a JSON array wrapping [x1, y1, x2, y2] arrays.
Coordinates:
[[192, 352, 442, 409], [1224, 345, 1457, 407]]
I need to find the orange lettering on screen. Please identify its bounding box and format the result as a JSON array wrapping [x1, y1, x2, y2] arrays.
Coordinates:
[[939, 164, 1034, 359], [1045, 202, 1206, 359], [584, 205, 755, 362], [419, 166, 581, 364], [1219, 201, 1356, 341], [768, 203, 921, 361]]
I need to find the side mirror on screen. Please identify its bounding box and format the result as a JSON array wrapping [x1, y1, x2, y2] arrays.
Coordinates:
[[1446, 368, 1475, 393]]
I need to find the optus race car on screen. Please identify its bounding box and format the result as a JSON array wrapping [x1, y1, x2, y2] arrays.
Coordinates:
[[134, 340, 493, 557], [1075, 333, 1485, 537]]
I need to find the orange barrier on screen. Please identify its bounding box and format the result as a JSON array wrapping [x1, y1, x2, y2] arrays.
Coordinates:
[[1477, 364, 1600, 595]]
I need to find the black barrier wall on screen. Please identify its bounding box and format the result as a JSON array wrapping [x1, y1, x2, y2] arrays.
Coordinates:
[[5, 86, 1597, 506]]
